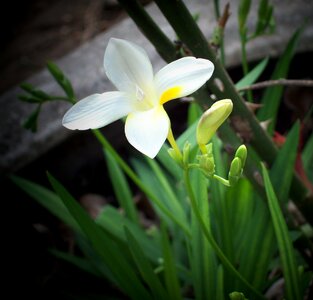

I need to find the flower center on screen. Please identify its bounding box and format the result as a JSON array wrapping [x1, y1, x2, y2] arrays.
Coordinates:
[[136, 85, 145, 102], [159, 86, 182, 105]]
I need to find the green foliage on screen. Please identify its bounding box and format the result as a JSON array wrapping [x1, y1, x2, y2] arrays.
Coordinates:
[[257, 27, 304, 132], [262, 164, 302, 300], [46, 61, 75, 101], [14, 0, 312, 299]]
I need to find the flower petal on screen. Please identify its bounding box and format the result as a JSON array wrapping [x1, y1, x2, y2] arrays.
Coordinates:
[[104, 38, 155, 99], [125, 106, 170, 158], [62, 91, 133, 130], [154, 57, 214, 104]]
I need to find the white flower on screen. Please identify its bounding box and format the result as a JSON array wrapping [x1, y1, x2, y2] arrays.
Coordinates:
[[62, 38, 214, 158]]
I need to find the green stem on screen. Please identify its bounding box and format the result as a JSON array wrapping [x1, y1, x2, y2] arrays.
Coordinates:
[[115, 0, 312, 224], [240, 31, 253, 102], [117, 0, 176, 62], [240, 33, 249, 76], [212, 0, 225, 65], [183, 168, 265, 299], [92, 129, 191, 236], [213, 174, 230, 187], [167, 128, 183, 159], [153, 0, 311, 224]]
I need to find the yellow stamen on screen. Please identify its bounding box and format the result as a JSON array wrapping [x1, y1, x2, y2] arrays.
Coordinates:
[[159, 86, 182, 105]]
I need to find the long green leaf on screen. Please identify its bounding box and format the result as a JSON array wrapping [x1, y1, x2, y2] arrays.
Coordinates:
[[235, 57, 269, 89], [270, 121, 300, 202], [146, 158, 187, 224], [161, 223, 183, 300], [261, 164, 301, 300], [302, 133, 313, 181], [11, 176, 79, 231], [216, 265, 225, 300], [96, 205, 161, 262], [257, 27, 304, 133], [47, 172, 152, 300], [104, 149, 139, 224], [124, 227, 169, 299], [47, 61, 75, 101], [189, 169, 217, 299], [50, 249, 103, 278]]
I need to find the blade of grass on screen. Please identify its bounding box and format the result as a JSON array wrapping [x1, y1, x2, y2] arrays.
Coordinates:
[[145, 158, 187, 224], [11, 176, 79, 231], [104, 149, 139, 224], [50, 249, 103, 278], [216, 265, 225, 300], [96, 205, 161, 263], [235, 57, 269, 90], [270, 121, 300, 202], [75, 234, 117, 285], [189, 169, 217, 299], [257, 27, 304, 133], [93, 129, 190, 235], [124, 227, 169, 299], [47, 172, 153, 300], [302, 133, 313, 181], [161, 222, 183, 300], [261, 164, 301, 300]]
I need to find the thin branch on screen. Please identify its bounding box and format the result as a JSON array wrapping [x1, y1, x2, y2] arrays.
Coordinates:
[[238, 79, 313, 92]]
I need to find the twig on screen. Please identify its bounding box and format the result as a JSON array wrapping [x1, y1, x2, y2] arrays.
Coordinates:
[[238, 79, 313, 92]]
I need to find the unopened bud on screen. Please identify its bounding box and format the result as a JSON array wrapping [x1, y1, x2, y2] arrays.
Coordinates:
[[197, 99, 233, 146], [168, 148, 183, 167], [229, 291, 247, 300], [228, 157, 242, 186], [198, 154, 215, 177], [235, 145, 247, 168], [182, 141, 191, 165]]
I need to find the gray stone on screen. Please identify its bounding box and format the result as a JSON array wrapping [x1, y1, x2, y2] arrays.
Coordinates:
[[0, 0, 312, 174]]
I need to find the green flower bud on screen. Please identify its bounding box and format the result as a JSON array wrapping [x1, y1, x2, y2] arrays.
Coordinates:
[[235, 144, 247, 167], [229, 291, 248, 300], [228, 157, 242, 186], [182, 141, 191, 166], [198, 154, 215, 177], [168, 148, 183, 167], [197, 99, 233, 148]]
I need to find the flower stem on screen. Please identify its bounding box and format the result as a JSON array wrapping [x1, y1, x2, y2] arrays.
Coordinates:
[[92, 129, 190, 236], [167, 128, 183, 160], [183, 167, 265, 299], [152, 0, 311, 224], [115, 0, 312, 224], [240, 32, 253, 102]]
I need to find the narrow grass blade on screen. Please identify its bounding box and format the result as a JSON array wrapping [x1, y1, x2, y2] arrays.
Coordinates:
[[187, 102, 202, 126], [104, 149, 139, 224], [302, 133, 313, 181], [146, 158, 187, 224], [124, 227, 169, 299], [189, 169, 217, 299], [96, 205, 161, 262], [131, 158, 190, 235], [216, 265, 225, 300], [47, 172, 153, 300], [50, 249, 103, 278], [161, 223, 183, 300], [257, 27, 304, 133], [235, 57, 269, 89], [261, 164, 301, 300], [270, 121, 300, 202], [11, 176, 79, 231]]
